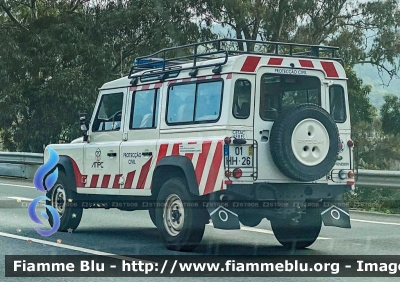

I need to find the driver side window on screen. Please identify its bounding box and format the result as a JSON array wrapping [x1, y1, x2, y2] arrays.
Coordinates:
[[92, 92, 124, 132]]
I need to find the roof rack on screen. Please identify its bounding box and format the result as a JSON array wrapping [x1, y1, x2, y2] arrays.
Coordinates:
[[128, 38, 340, 84]]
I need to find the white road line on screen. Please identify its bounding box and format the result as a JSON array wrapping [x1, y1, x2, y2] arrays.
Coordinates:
[[351, 218, 400, 226], [7, 197, 36, 202], [0, 231, 151, 263], [0, 182, 35, 189]]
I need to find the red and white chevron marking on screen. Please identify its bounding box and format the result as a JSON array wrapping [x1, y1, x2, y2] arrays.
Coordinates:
[[73, 140, 225, 195], [240, 55, 343, 78]]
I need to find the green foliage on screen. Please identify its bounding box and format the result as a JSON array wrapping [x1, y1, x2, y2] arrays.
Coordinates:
[[381, 95, 400, 135]]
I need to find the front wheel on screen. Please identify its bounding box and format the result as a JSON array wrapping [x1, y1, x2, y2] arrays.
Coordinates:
[[46, 171, 83, 232], [155, 177, 206, 251], [270, 207, 322, 249]]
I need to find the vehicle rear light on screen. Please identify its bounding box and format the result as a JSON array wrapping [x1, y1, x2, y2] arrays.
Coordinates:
[[348, 171, 354, 179], [347, 140, 354, 147], [225, 170, 231, 177], [224, 137, 231, 144], [232, 168, 242, 178], [338, 170, 347, 180]]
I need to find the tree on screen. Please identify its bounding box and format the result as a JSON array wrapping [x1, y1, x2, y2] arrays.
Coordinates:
[[0, 0, 210, 152], [381, 94, 400, 135]]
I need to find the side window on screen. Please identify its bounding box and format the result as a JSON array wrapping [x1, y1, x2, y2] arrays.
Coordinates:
[[167, 84, 196, 123], [130, 89, 158, 129], [330, 85, 346, 122], [167, 80, 223, 124], [92, 92, 123, 132], [232, 80, 251, 119]]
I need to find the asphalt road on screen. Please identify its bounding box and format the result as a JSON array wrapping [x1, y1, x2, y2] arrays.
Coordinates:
[[1, 177, 400, 281]]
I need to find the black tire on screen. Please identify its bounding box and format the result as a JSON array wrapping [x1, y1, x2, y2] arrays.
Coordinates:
[[238, 213, 263, 227], [270, 104, 339, 181], [46, 171, 83, 232], [155, 177, 206, 251], [149, 208, 156, 227], [270, 207, 322, 249]]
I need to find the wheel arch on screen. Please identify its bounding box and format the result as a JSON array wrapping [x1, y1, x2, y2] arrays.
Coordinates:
[[56, 155, 77, 192], [151, 156, 199, 198]]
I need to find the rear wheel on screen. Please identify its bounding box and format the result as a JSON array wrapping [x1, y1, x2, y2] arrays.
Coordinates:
[[155, 177, 206, 251], [271, 207, 322, 249], [46, 171, 83, 232]]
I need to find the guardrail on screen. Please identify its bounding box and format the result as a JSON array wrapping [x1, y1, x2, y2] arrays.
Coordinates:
[[0, 152, 399, 188], [0, 152, 43, 179]]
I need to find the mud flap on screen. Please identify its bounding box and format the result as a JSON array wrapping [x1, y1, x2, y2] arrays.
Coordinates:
[[207, 205, 240, 230], [320, 199, 351, 228]]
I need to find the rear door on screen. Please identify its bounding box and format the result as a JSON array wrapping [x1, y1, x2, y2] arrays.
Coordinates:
[[119, 85, 161, 195], [254, 67, 328, 182]]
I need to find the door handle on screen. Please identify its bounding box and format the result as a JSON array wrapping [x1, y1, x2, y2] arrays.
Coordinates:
[[142, 152, 153, 156], [107, 152, 117, 157]]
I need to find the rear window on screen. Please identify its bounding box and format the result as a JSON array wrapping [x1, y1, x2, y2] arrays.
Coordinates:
[[232, 79, 251, 119], [259, 74, 321, 120]]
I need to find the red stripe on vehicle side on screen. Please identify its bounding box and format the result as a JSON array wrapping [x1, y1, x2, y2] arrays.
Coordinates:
[[267, 58, 283, 65], [137, 158, 152, 189], [197, 76, 206, 80], [212, 75, 221, 79], [240, 56, 261, 72], [156, 144, 168, 164], [185, 153, 194, 161], [90, 175, 99, 188], [68, 157, 85, 187], [172, 143, 181, 155], [130, 86, 137, 92], [124, 171, 136, 189], [154, 83, 163, 88], [112, 174, 122, 188], [203, 141, 223, 195], [321, 61, 339, 77], [299, 60, 314, 68], [101, 175, 111, 188], [168, 80, 177, 86], [195, 141, 212, 185], [141, 84, 150, 90], [226, 73, 232, 79], [183, 78, 192, 82]]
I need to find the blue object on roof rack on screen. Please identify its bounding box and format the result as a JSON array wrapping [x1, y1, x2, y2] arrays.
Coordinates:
[[134, 58, 165, 68]]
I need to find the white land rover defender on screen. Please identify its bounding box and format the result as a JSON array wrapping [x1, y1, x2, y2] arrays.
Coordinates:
[[45, 39, 355, 251]]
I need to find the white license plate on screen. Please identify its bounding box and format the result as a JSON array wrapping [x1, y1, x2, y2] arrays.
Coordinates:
[[225, 146, 253, 167]]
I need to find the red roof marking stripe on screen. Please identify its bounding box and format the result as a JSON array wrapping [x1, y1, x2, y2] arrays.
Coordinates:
[[321, 62, 339, 78], [90, 175, 99, 188], [226, 73, 232, 79], [212, 75, 221, 79], [172, 143, 181, 155], [154, 83, 163, 88], [182, 78, 192, 82], [168, 80, 177, 86], [68, 157, 84, 188], [195, 141, 212, 185], [130, 86, 137, 92], [156, 144, 168, 164], [299, 60, 314, 68], [137, 158, 153, 189], [267, 58, 284, 66], [101, 175, 111, 188], [203, 141, 223, 195], [197, 76, 206, 80], [240, 56, 261, 72], [124, 171, 136, 189], [112, 174, 122, 188], [141, 84, 150, 90]]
